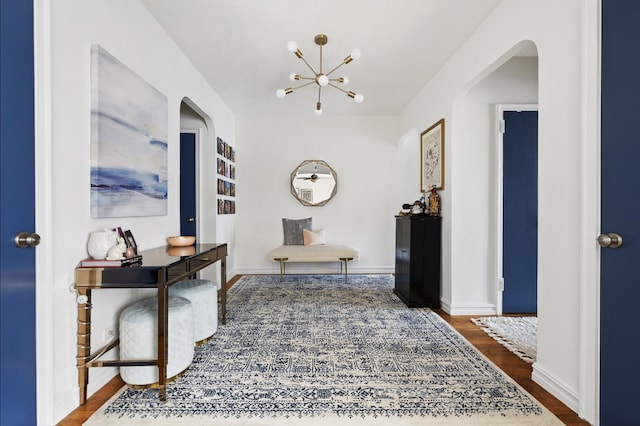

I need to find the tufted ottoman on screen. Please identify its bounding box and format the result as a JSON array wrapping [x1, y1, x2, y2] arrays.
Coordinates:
[[119, 296, 194, 386], [170, 278, 218, 345]]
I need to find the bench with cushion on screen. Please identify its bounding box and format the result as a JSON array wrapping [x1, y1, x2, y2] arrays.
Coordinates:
[[268, 244, 359, 276], [268, 218, 359, 276]]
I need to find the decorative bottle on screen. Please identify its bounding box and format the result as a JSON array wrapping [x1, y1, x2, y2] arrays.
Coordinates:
[[428, 186, 440, 216]]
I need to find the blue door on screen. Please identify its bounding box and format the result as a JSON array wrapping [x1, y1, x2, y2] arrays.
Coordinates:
[[180, 132, 197, 237], [502, 110, 538, 313], [0, 0, 38, 424], [600, 1, 640, 423]]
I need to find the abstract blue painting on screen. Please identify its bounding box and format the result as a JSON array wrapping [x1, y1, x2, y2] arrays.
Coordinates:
[[90, 45, 168, 218]]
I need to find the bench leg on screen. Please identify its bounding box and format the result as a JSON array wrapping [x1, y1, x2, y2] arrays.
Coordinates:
[[274, 258, 288, 280], [339, 257, 354, 282]]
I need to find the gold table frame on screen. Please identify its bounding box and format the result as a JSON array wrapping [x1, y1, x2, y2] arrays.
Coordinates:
[[74, 243, 227, 405]]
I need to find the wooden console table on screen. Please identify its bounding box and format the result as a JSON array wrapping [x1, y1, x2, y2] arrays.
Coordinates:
[[73, 243, 227, 405]]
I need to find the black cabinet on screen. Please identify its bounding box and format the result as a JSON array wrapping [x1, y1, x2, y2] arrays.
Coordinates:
[[394, 215, 441, 308]]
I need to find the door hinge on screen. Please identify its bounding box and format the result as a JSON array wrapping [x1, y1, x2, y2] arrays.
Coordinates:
[[498, 277, 505, 291], [499, 119, 505, 134]]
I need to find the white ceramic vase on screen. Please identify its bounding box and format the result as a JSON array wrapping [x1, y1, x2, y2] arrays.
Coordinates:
[[87, 229, 118, 259]]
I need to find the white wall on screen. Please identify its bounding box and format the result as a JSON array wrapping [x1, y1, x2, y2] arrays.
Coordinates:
[[235, 115, 400, 274], [42, 1, 235, 423], [400, 0, 585, 415]]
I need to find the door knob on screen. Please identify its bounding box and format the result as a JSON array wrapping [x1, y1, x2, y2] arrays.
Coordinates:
[[186, 217, 195, 223], [597, 233, 623, 248], [14, 232, 41, 248]]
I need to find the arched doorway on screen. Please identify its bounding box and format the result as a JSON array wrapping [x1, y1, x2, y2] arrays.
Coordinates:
[[454, 42, 539, 314], [179, 99, 219, 285]]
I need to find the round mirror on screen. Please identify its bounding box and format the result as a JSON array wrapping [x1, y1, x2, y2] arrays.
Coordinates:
[[290, 160, 337, 206]]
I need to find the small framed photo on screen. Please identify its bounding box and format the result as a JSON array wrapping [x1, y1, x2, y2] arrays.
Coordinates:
[[124, 230, 138, 255], [217, 137, 224, 155], [420, 118, 445, 191], [300, 188, 313, 203], [218, 158, 229, 176]]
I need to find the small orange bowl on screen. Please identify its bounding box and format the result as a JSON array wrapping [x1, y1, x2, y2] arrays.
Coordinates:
[[167, 245, 196, 256], [167, 236, 195, 247]]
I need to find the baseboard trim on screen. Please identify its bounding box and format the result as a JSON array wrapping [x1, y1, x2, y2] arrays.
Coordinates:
[[532, 362, 580, 413], [440, 300, 497, 316]]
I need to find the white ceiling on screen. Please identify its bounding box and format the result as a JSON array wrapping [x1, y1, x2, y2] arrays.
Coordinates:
[[141, 0, 502, 116]]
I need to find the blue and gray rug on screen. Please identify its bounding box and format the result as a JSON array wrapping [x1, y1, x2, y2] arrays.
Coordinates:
[[88, 274, 560, 425]]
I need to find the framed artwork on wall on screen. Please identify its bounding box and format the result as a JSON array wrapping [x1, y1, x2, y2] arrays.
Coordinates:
[[90, 45, 168, 218], [420, 118, 445, 191]]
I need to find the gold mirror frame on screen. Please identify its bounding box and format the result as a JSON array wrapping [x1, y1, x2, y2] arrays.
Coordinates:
[[290, 160, 338, 207]]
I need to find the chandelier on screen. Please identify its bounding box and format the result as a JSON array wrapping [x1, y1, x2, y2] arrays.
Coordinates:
[[276, 34, 363, 116]]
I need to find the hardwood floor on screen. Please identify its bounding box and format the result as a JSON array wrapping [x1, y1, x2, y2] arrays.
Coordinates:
[[57, 375, 125, 426], [57, 277, 589, 425], [435, 310, 589, 425]]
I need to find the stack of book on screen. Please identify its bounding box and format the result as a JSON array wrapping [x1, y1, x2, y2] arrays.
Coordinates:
[[79, 254, 142, 268]]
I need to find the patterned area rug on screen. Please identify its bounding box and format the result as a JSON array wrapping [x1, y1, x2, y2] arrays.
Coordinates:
[[471, 316, 537, 363], [86, 275, 559, 425]]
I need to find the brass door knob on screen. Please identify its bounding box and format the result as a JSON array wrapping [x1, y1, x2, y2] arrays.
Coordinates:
[[14, 232, 41, 248], [597, 233, 623, 248]]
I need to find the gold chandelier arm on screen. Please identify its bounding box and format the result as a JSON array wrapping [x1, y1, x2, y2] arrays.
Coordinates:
[[328, 82, 349, 95], [317, 85, 322, 103], [325, 61, 348, 77], [298, 55, 318, 76], [328, 83, 363, 103], [291, 80, 316, 92]]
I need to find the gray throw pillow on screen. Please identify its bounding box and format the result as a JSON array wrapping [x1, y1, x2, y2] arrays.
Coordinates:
[[282, 217, 312, 245]]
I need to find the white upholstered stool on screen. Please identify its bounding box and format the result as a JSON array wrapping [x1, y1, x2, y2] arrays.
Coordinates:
[[170, 278, 218, 344], [119, 296, 194, 386]]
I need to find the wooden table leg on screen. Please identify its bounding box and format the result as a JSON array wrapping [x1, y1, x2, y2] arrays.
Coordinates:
[[157, 274, 168, 401], [220, 256, 227, 324], [76, 288, 91, 405]]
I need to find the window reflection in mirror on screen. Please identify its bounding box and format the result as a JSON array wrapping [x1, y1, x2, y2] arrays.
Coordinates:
[[290, 160, 337, 206]]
